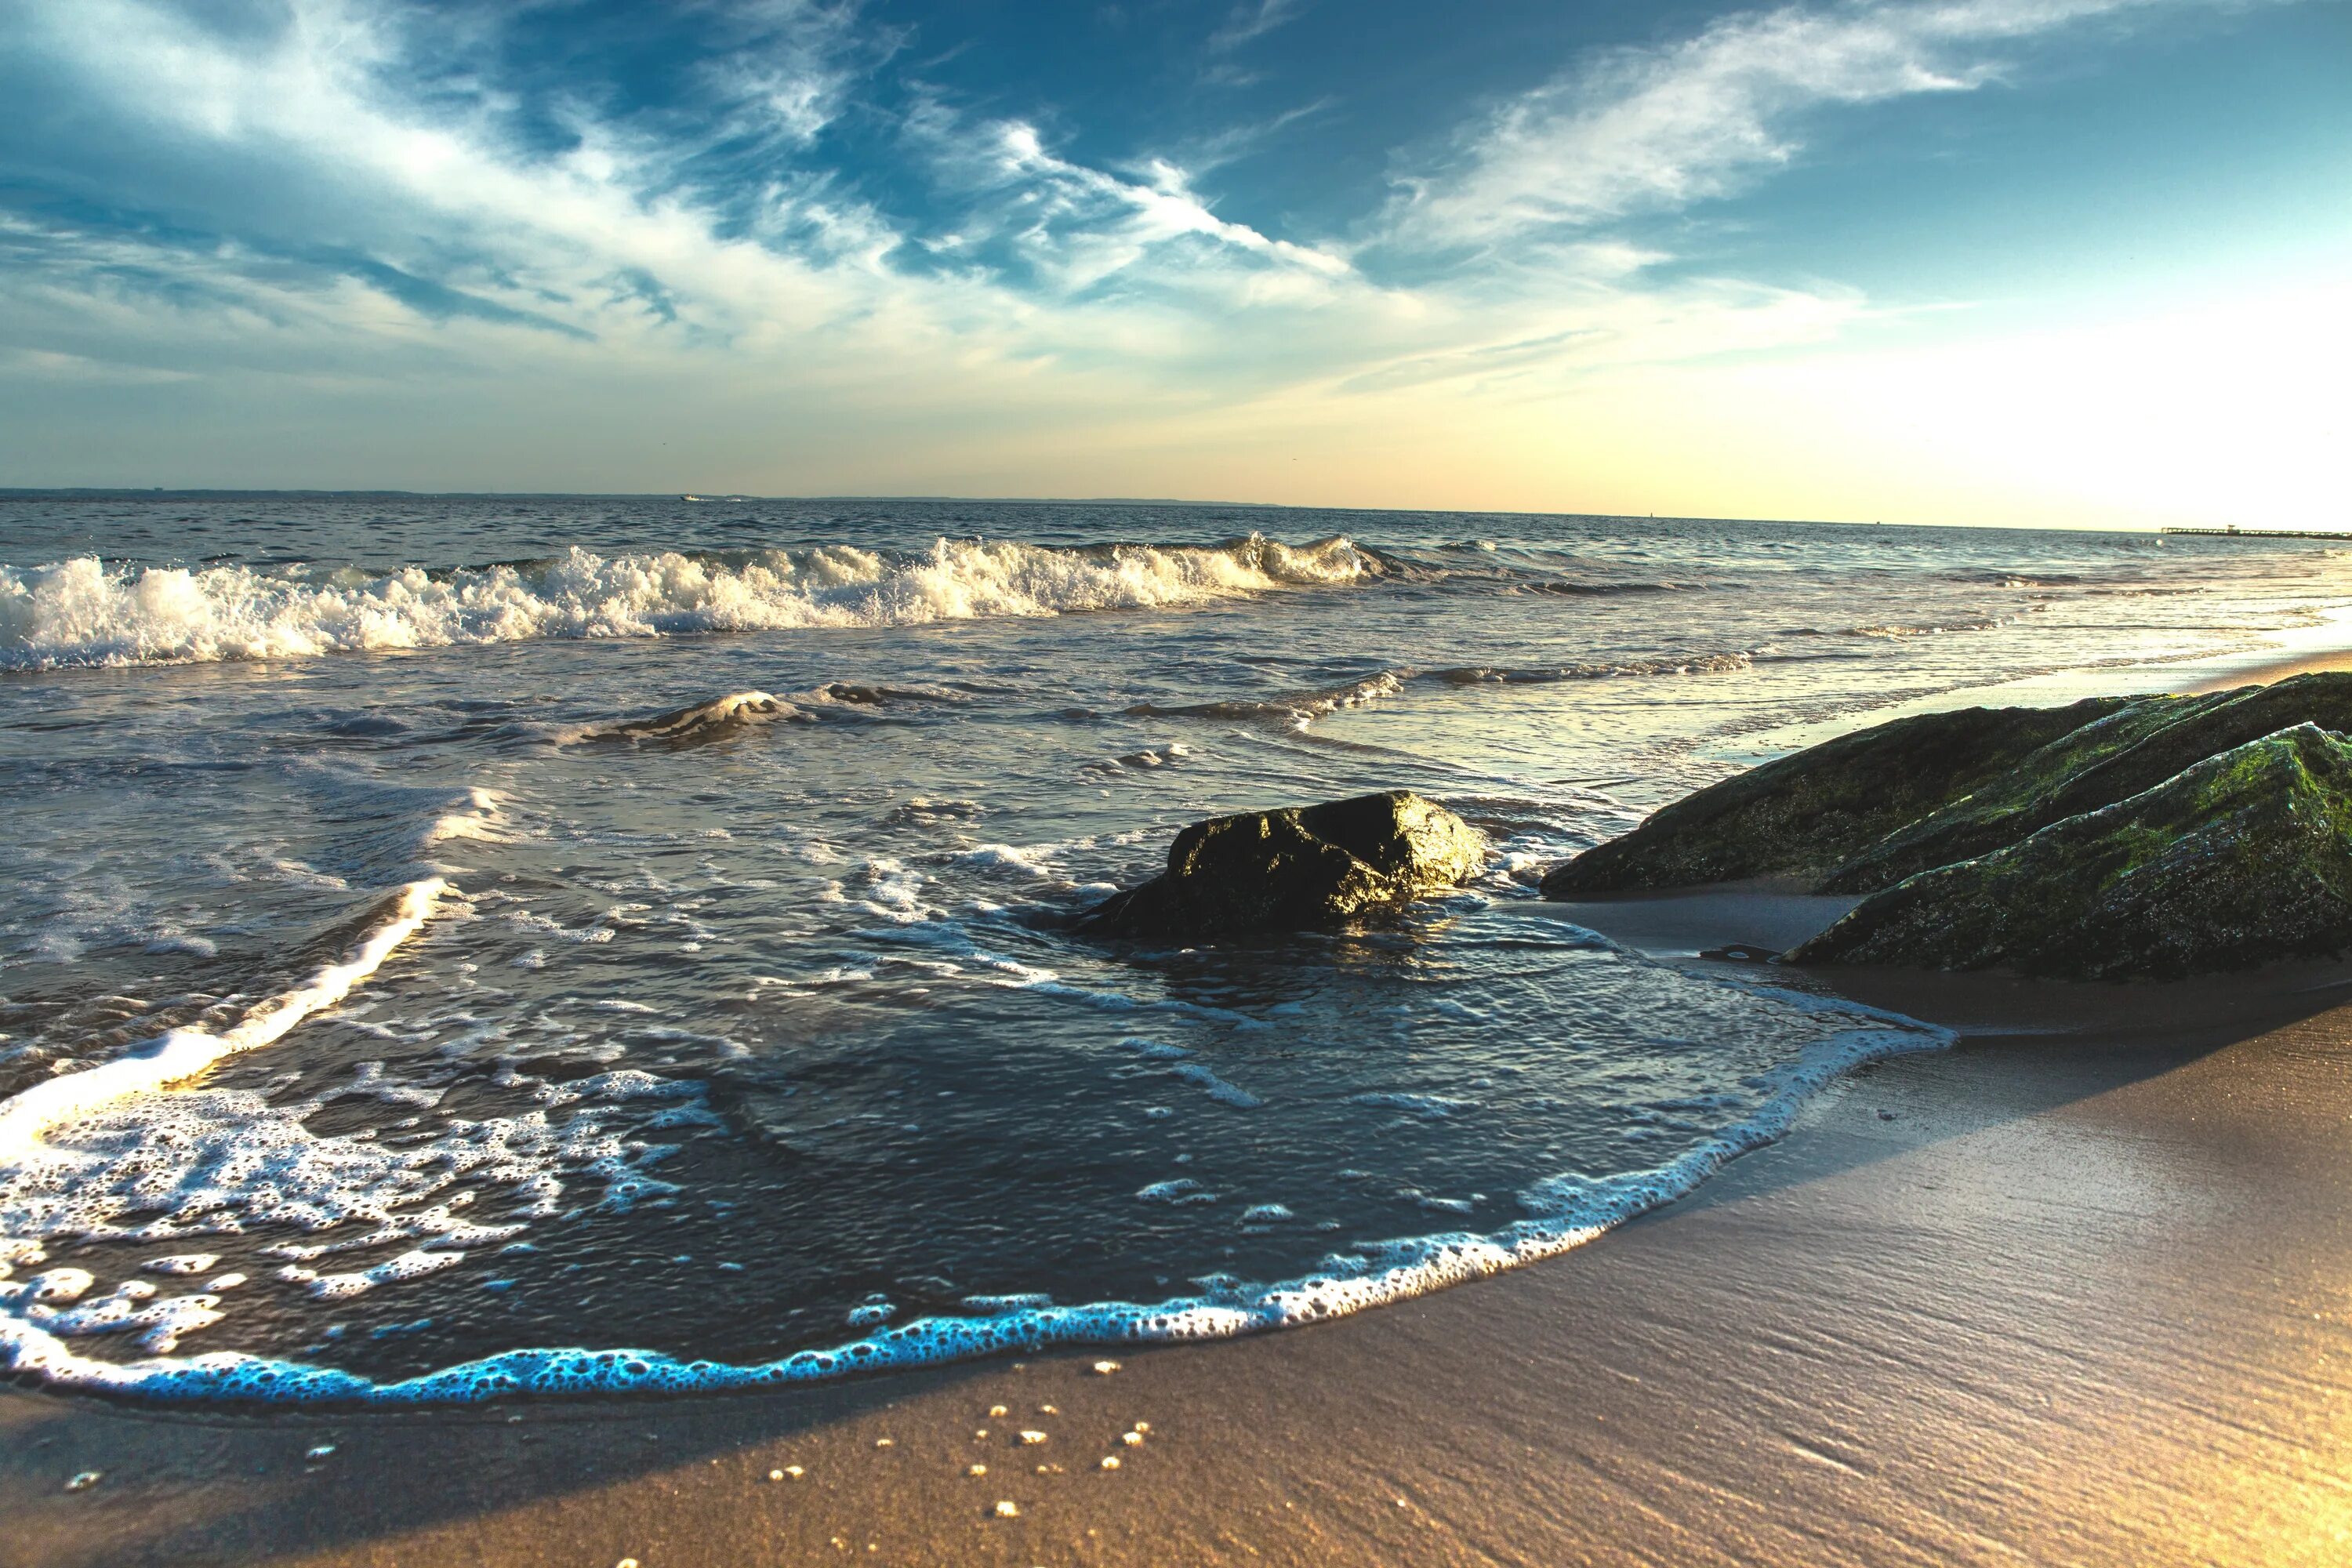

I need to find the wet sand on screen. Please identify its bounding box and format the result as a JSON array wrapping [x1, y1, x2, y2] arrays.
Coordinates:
[[2190, 645, 2352, 692], [7, 904, 2352, 1567]]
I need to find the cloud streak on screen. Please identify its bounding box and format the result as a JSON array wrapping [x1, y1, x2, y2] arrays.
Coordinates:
[[1381, 0, 2186, 249]]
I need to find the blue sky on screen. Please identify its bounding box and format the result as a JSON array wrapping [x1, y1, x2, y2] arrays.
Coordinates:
[[1, 0, 2345, 525]]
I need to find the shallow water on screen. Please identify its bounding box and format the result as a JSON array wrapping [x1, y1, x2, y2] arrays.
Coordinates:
[[3, 497, 2346, 1400]]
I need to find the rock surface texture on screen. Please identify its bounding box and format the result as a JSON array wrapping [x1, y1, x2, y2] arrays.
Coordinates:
[[1821, 673, 2352, 892], [1789, 725, 2352, 979], [1541, 672, 2352, 979], [1537, 699, 2126, 896], [1079, 791, 1486, 939]]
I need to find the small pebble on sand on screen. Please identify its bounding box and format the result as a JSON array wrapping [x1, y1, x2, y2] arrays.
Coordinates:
[[66, 1472, 100, 1492], [988, 1404, 1008, 1417], [1019, 1430, 1047, 1445], [994, 1500, 1021, 1519], [1120, 1431, 1143, 1446], [968, 1464, 988, 1476], [1133, 1421, 1150, 1433], [1101, 1456, 1121, 1470], [874, 1438, 893, 1448], [306, 1445, 336, 1461], [1092, 1360, 1120, 1375]]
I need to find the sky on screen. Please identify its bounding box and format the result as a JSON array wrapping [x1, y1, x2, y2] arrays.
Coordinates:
[[0, 0, 2345, 527]]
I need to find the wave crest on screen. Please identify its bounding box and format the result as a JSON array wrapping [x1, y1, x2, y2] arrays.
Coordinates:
[[0, 534, 1383, 670]]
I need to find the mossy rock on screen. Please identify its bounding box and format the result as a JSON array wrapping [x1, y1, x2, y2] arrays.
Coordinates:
[[1078, 790, 1486, 939], [1539, 698, 2126, 896], [1788, 724, 2352, 980], [1821, 673, 2352, 891]]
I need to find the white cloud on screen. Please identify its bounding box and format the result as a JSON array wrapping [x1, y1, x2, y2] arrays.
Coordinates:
[[1209, 0, 1306, 55], [1385, 0, 2183, 249]]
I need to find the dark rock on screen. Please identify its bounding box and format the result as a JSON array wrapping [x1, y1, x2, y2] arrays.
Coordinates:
[[1539, 698, 2125, 896], [1077, 790, 1486, 938], [1788, 724, 2352, 980], [1820, 673, 2352, 891]]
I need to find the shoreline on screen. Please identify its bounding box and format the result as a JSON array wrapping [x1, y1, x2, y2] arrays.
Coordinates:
[[8, 931, 2352, 1565]]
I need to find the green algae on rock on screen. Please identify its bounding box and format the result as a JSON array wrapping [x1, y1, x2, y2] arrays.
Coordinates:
[[1788, 724, 2352, 980], [1538, 699, 2126, 896], [1078, 790, 1487, 939], [1820, 673, 2352, 893]]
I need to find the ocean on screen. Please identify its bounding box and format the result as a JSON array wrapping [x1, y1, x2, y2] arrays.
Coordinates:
[[3, 495, 2346, 1403]]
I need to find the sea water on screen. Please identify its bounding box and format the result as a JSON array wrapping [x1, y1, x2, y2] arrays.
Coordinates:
[[2, 495, 2344, 1402]]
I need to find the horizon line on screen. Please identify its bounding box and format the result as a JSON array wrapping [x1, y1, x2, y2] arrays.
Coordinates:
[[0, 489, 2165, 535]]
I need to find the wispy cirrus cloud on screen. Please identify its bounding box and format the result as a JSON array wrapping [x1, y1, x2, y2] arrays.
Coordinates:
[[1209, 0, 1307, 55], [1203, 0, 1308, 85], [1380, 0, 2189, 251]]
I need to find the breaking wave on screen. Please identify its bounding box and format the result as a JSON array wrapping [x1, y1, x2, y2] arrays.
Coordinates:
[[0, 534, 1384, 670]]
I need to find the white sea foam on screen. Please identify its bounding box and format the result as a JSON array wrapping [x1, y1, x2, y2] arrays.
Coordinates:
[[0, 997, 1948, 1404], [0, 535, 1381, 670], [0, 881, 699, 1361], [955, 844, 1061, 881], [1168, 1062, 1265, 1109], [0, 880, 447, 1158]]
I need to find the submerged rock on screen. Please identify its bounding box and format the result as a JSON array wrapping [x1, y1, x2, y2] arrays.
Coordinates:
[[1539, 699, 2125, 895], [1788, 724, 2352, 980], [1821, 673, 2352, 892], [1078, 790, 1486, 938]]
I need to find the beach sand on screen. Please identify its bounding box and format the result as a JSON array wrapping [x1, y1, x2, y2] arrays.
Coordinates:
[[2191, 646, 2352, 692], [10, 660, 2352, 1566]]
